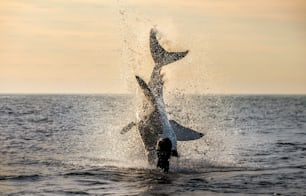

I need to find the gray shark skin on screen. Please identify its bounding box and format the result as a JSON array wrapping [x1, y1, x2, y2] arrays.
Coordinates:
[[121, 28, 203, 167]]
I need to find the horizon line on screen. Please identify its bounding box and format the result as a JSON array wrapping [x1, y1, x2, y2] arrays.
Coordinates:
[[0, 92, 305, 96]]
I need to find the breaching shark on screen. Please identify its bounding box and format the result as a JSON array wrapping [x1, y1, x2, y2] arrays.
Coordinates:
[[121, 28, 203, 172]]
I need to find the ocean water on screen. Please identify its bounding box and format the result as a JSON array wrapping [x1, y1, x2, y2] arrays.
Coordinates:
[[0, 94, 305, 195]]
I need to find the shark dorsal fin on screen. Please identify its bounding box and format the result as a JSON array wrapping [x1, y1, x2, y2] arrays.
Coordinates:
[[135, 76, 156, 105]]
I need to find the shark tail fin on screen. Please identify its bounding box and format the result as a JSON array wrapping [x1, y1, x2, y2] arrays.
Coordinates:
[[150, 28, 189, 68]]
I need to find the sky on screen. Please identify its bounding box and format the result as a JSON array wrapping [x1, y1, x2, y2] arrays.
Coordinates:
[[0, 0, 305, 94]]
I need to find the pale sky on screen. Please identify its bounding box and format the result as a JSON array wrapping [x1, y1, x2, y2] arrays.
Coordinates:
[[0, 0, 305, 94]]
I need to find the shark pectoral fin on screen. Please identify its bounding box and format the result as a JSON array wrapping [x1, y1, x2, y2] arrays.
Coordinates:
[[170, 120, 204, 141], [120, 121, 136, 134]]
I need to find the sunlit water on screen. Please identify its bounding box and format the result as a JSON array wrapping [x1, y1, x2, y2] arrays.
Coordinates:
[[0, 95, 305, 195]]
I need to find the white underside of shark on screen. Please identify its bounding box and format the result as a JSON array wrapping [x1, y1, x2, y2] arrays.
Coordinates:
[[121, 28, 203, 166]]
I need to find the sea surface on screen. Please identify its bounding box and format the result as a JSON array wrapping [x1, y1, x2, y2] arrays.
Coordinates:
[[0, 94, 305, 195]]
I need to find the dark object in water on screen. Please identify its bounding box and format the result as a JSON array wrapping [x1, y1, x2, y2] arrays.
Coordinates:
[[156, 138, 172, 173]]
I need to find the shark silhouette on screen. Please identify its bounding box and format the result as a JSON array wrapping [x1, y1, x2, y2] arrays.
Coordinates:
[[121, 28, 203, 172]]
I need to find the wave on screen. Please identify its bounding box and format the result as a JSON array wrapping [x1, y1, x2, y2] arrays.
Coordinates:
[[0, 174, 41, 181]]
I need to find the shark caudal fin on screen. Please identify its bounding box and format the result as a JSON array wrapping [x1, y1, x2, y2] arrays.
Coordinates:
[[150, 28, 189, 68]]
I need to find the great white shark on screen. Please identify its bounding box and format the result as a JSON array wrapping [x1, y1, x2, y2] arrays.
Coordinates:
[[121, 28, 203, 172]]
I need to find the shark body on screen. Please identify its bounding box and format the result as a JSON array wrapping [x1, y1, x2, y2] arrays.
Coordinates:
[[121, 28, 203, 172]]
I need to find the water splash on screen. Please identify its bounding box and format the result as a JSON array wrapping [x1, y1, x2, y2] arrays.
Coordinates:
[[113, 2, 244, 170]]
